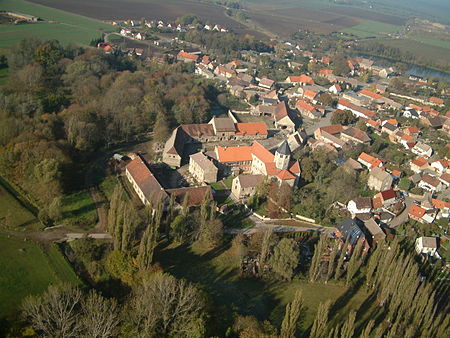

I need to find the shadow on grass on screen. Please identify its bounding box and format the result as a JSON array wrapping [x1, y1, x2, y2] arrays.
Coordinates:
[[155, 241, 278, 335], [329, 277, 364, 321]]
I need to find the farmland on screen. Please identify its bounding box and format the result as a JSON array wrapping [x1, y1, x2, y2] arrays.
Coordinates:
[[0, 0, 115, 52], [0, 234, 80, 316], [341, 20, 401, 38], [27, 0, 262, 37]]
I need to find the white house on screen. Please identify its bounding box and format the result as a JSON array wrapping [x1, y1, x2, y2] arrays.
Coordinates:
[[347, 197, 372, 215], [403, 108, 420, 119], [415, 237, 439, 256], [418, 174, 443, 192], [412, 142, 433, 158]]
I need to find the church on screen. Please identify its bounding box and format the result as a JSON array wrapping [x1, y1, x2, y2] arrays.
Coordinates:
[[214, 140, 301, 186]]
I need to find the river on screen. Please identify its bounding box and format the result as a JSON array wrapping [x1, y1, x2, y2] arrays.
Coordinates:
[[406, 65, 450, 81]]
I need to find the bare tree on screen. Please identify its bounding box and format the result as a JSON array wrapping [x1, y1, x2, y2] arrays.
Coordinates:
[[22, 284, 82, 337], [79, 290, 120, 338], [128, 273, 207, 337]]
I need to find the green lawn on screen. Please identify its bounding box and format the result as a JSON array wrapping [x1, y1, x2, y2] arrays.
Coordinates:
[[61, 190, 97, 230], [0, 234, 81, 316], [99, 175, 119, 201], [342, 20, 400, 38], [0, 67, 8, 86], [156, 241, 369, 335], [0, 0, 115, 51], [0, 180, 41, 232]]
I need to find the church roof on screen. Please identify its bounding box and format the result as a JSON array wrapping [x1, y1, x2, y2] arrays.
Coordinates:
[[276, 140, 291, 156]]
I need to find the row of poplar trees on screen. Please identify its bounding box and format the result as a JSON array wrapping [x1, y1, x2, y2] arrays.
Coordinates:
[[305, 236, 449, 337]]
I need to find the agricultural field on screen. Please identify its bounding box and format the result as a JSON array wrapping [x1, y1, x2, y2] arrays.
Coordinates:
[[341, 20, 401, 38], [0, 0, 115, 52], [27, 0, 261, 37], [0, 180, 41, 232], [364, 38, 450, 69], [0, 235, 80, 316]]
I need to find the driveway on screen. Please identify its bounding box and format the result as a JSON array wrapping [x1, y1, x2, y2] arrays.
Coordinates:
[[389, 196, 414, 228]]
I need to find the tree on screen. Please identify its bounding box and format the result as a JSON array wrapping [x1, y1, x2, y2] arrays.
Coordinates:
[[269, 238, 299, 281], [361, 319, 375, 338], [127, 273, 207, 337], [152, 112, 170, 143], [301, 157, 319, 182], [199, 218, 223, 247], [399, 177, 413, 191], [340, 310, 356, 338], [326, 240, 339, 282], [309, 300, 331, 338], [330, 109, 355, 125], [22, 284, 82, 337], [137, 210, 159, 270], [309, 235, 326, 282], [48, 196, 63, 222], [280, 290, 304, 338], [80, 290, 120, 338], [259, 230, 273, 270], [346, 239, 364, 285]]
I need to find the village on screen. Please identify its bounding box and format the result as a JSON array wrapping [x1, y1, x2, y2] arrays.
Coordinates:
[[111, 30, 450, 266]]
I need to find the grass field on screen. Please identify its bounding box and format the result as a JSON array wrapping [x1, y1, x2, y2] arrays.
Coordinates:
[[0, 0, 115, 51], [156, 241, 369, 334], [61, 190, 97, 230], [0, 180, 41, 232], [0, 68, 8, 85], [0, 235, 80, 316], [341, 20, 400, 38], [410, 35, 450, 50]]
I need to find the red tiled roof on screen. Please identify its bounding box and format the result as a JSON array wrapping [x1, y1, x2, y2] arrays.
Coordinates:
[[338, 98, 376, 118], [411, 156, 428, 167], [277, 170, 296, 180], [166, 186, 211, 207], [409, 204, 426, 219], [358, 152, 382, 168], [288, 74, 315, 84], [289, 161, 301, 174], [318, 68, 333, 76], [178, 51, 199, 61], [319, 124, 344, 135], [380, 189, 396, 201], [296, 99, 317, 112], [391, 170, 401, 177], [235, 122, 268, 136], [405, 126, 420, 134], [429, 97, 444, 105], [304, 89, 318, 100], [251, 141, 274, 163], [216, 145, 253, 162], [372, 197, 383, 209], [432, 199, 450, 209], [360, 89, 382, 100]]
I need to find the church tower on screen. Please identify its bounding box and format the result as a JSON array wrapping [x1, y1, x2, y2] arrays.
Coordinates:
[[275, 140, 291, 170]]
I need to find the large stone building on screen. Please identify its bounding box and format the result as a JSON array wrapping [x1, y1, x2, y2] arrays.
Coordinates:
[[163, 115, 268, 167], [232, 174, 264, 200], [214, 140, 300, 186], [367, 167, 393, 191], [189, 152, 218, 183], [125, 155, 210, 209]]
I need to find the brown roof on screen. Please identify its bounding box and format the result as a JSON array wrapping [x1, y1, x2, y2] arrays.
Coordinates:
[[421, 174, 441, 187], [420, 237, 438, 249], [166, 186, 211, 207], [126, 156, 168, 204], [275, 101, 290, 121], [237, 174, 264, 189], [341, 127, 371, 143], [190, 152, 217, 172], [318, 124, 344, 135], [211, 117, 236, 132], [352, 197, 372, 209], [259, 77, 275, 87], [181, 124, 215, 138]]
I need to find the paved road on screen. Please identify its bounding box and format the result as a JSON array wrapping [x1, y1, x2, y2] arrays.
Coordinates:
[[389, 197, 414, 228], [225, 215, 336, 235]]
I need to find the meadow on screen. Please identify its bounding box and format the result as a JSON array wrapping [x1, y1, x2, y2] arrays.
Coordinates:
[[0, 0, 115, 52], [0, 179, 41, 232], [156, 241, 370, 335], [0, 235, 80, 316]]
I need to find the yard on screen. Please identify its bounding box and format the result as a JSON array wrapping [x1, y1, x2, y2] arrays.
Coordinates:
[[0, 235, 80, 316], [156, 240, 370, 335]]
